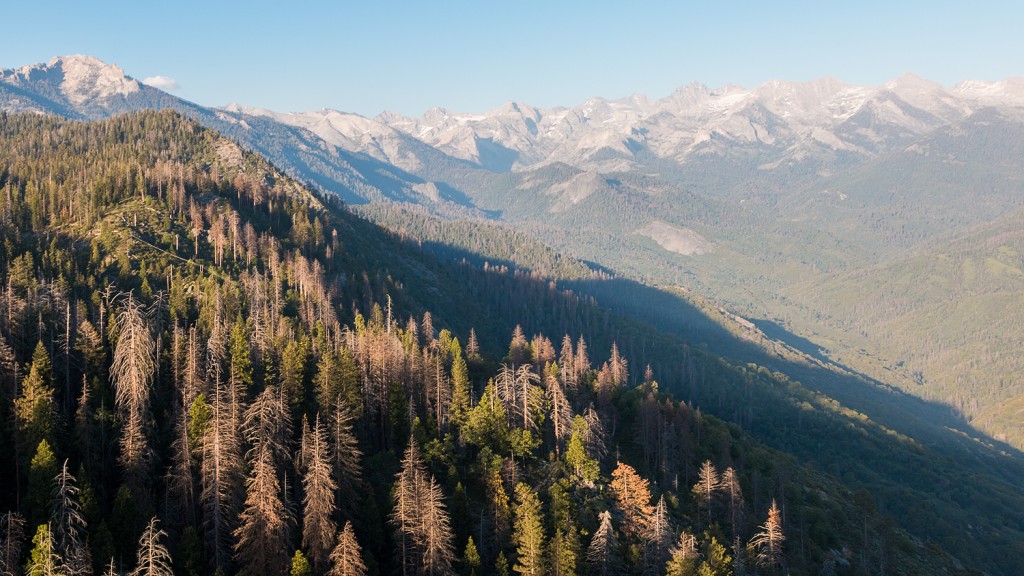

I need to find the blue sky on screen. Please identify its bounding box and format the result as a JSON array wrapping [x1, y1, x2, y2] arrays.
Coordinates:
[[4, 1, 1022, 117]]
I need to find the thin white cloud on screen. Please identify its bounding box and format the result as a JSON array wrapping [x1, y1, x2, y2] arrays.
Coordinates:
[[141, 75, 180, 91]]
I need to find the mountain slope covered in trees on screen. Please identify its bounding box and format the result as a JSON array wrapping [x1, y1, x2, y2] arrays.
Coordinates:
[[0, 111, 1001, 576]]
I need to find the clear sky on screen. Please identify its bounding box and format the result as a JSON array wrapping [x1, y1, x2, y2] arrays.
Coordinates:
[[3, 1, 1022, 117]]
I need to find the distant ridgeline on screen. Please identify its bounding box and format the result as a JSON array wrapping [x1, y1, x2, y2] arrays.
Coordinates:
[[0, 110, 1010, 576]]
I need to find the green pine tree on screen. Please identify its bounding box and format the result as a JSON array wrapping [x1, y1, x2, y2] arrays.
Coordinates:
[[25, 523, 63, 576], [229, 317, 254, 393], [549, 523, 579, 576], [27, 440, 57, 529], [290, 550, 312, 576], [462, 536, 480, 576], [16, 343, 57, 465], [449, 339, 471, 428], [512, 483, 546, 576]]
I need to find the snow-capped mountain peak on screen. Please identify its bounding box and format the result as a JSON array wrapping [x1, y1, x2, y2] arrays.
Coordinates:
[[952, 77, 1024, 107], [1, 54, 149, 119], [46, 54, 140, 103]]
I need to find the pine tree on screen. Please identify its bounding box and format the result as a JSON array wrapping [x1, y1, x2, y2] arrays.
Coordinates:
[[15, 342, 57, 468], [720, 468, 744, 540], [228, 318, 254, 405], [582, 406, 606, 461], [127, 517, 173, 576], [664, 531, 697, 576], [644, 496, 673, 575], [243, 386, 292, 473], [608, 342, 628, 387], [695, 533, 732, 576], [302, 415, 337, 575], [327, 522, 366, 576], [74, 320, 104, 381], [465, 329, 480, 362], [313, 348, 341, 414], [574, 337, 590, 382], [50, 461, 91, 575], [281, 337, 310, 418], [586, 511, 621, 576], [729, 538, 746, 576], [200, 331, 242, 575], [531, 335, 555, 367], [558, 335, 575, 391], [462, 382, 511, 453], [110, 294, 156, 496], [462, 537, 480, 576], [419, 475, 455, 576], [548, 522, 579, 576], [328, 399, 363, 521], [449, 339, 471, 428], [748, 500, 784, 576], [0, 334, 19, 405], [425, 350, 451, 433], [512, 484, 545, 576], [514, 366, 543, 432], [692, 460, 719, 530], [166, 386, 197, 530], [0, 512, 26, 576], [494, 365, 517, 430], [73, 377, 96, 483], [545, 371, 571, 455], [507, 326, 530, 366], [482, 453, 512, 555], [390, 438, 454, 576], [234, 388, 292, 576], [495, 552, 509, 576], [563, 417, 599, 487], [28, 440, 58, 531], [335, 346, 361, 416], [421, 312, 434, 349], [610, 462, 653, 541], [25, 524, 63, 576], [290, 551, 312, 576]]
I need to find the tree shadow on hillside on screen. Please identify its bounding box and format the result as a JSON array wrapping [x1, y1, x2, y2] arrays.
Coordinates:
[[748, 318, 832, 363], [393, 224, 1024, 574], [417, 234, 1024, 475], [574, 275, 1023, 467]]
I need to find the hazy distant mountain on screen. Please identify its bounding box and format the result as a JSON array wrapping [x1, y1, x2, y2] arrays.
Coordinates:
[[373, 73, 1024, 174]]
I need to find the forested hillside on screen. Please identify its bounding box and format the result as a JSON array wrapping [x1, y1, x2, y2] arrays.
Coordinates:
[[356, 199, 1024, 574], [0, 111, 992, 576]]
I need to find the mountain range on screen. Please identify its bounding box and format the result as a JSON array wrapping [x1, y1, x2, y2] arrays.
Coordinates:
[[232, 71, 1024, 175], [8, 56, 1024, 195]]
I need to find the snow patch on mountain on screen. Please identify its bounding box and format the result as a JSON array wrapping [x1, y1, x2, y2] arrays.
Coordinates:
[[953, 77, 1024, 107], [51, 55, 140, 104]]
